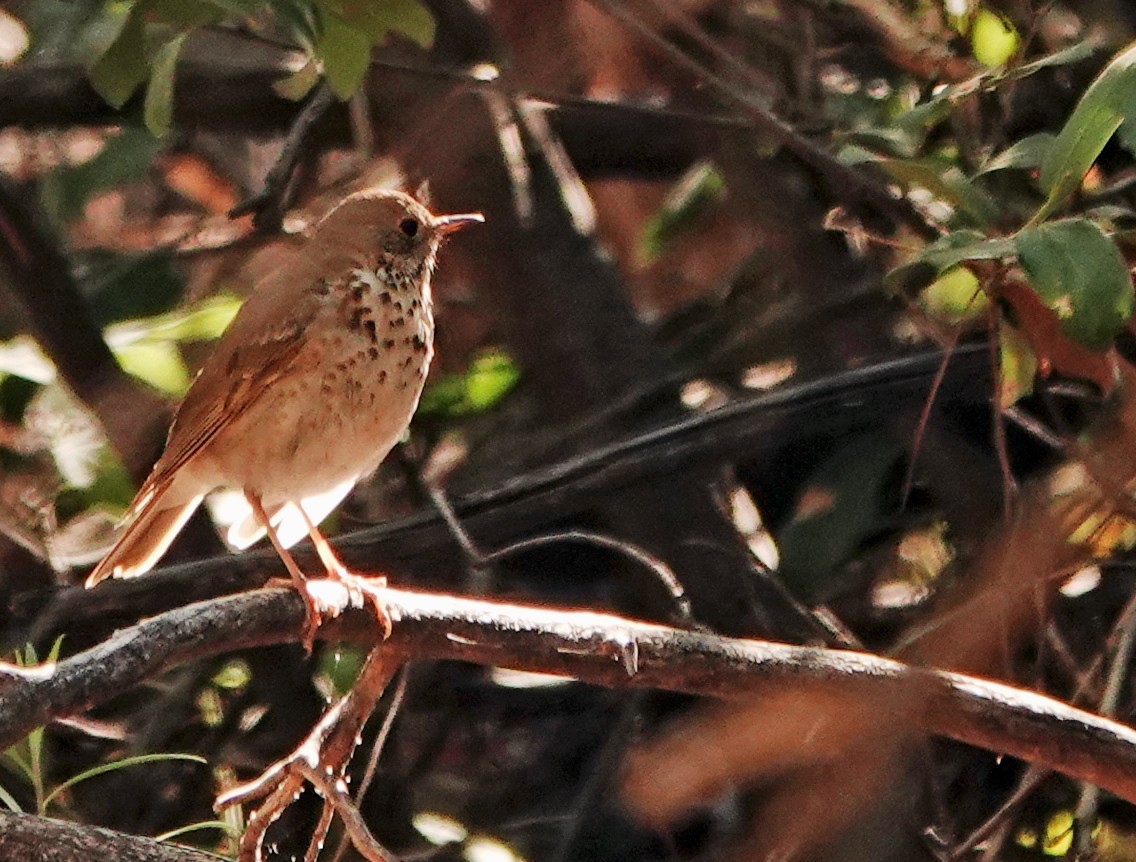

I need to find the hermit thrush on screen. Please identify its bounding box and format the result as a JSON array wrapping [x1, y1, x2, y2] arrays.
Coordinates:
[[86, 189, 482, 632]]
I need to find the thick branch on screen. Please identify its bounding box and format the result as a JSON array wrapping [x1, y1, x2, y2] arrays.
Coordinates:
[[4, 586, 1136, 805], [0, 810, 215, 862], [0, 57, 725, 179]]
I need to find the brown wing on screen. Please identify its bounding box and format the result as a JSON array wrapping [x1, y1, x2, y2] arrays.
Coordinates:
[[126, 260, 328, 518]]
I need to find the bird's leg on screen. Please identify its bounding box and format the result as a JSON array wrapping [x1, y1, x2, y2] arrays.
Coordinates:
[[302, 515, 350, 580], [298, 505, 393, 639], [245, 491, 320, 650]]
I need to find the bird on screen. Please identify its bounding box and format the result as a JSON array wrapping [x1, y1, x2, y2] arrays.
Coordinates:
[[85, 188, 483, 636]]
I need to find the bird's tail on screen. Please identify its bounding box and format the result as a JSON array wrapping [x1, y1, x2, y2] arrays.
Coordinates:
[[85, 492, 204, 586]]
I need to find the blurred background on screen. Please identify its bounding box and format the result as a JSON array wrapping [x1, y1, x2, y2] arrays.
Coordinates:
[[3, 1, 1136, 860]]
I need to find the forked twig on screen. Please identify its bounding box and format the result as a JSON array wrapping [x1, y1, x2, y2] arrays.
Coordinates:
[[216, 640, 401, 862]]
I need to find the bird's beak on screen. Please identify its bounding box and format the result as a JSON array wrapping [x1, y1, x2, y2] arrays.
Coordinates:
[[433, 212, 485, 234]]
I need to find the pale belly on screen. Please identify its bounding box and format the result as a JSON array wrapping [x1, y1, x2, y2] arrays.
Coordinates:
[[192, 333, 431, 506]]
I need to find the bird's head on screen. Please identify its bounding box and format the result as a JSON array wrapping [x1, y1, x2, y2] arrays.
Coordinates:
[[314, 189, 483, 274]]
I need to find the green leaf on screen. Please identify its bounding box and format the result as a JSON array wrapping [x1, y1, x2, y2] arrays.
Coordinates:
[[75, 448, 134, 507], [274, 58, 320, 101], [88, 9, 148, 109], [887, 229, 1017, 291], [919, 266, 989, 324], [211, 659, 251, 691], [112, 340, 191, 395], [418, 349, 521, 416], [315, 644, 366, 697], [971, 8, 1019, 68], [155, 820, 240, 842], [0, 781, 22, 813], [144, 32, 188, 136], [1037, 42, 1136, 222], [978, 132, 1055, 174], [998, 321, 1037, 407], [465, 350, 521, 409], [640, 161, 725, 261], [315, 11, 371, 98], [340, 0, 435, 48], [106, 294, 242, 344], [1010, 40, 1096, 79], [1015, 218, 1135, 349]]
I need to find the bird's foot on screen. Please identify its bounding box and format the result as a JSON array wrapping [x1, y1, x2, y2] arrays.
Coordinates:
[[302, 570, 394, 640], [295, 589, 322, 654]]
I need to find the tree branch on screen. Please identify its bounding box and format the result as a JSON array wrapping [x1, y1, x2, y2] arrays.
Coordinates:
[[5, 585, 1136, 806], [0, 810, 217, 862]]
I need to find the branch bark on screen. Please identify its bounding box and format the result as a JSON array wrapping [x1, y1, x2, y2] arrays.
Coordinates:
[[4, 585, 1136, 807], [0, 810, 216, 862]]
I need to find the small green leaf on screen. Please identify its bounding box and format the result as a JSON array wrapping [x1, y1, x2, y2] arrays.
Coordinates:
[[0, 781, 23, 813], [777, 434, 903, 601], [640, 161, 726, 261], [79, 449, 135, 507], [978, 133, 1055, 175], [211, 659, 251, 690], [971, 8, 1019, 68], [919, 266, 989, 324], [887, 229, 1017, 291], [418, 349, 520, 416], [1009, 40, 1096, 79], [107, 294, 242, 344], [465, 350, 521, 409], [112, 340, 191, 395], [1037, 42, 1136, 222], [155, 821, 240, 843], [144, 33, 188, 136], [1015, 218, 1135, 349], [274, 58, 320, 101], [316, 645, 367, 697], [343, 0, 435, 48], [315, 11, 372, 98], [998, 321, 1037, 407], [88, 10, 148, 109]]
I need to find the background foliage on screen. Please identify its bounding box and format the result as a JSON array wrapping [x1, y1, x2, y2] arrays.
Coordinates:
[[4, 0, 1136, 860]]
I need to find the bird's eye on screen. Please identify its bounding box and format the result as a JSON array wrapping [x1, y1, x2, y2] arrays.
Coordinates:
[[399, 218, 419, 238]]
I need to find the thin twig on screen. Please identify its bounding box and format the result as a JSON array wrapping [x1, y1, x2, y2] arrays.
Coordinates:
[[402, 446, 697, 625], [216, 648, 400, 862], [1073, 588, 1136, 855], [229, 81, 336, 232], [328, 666, 409, 862]]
